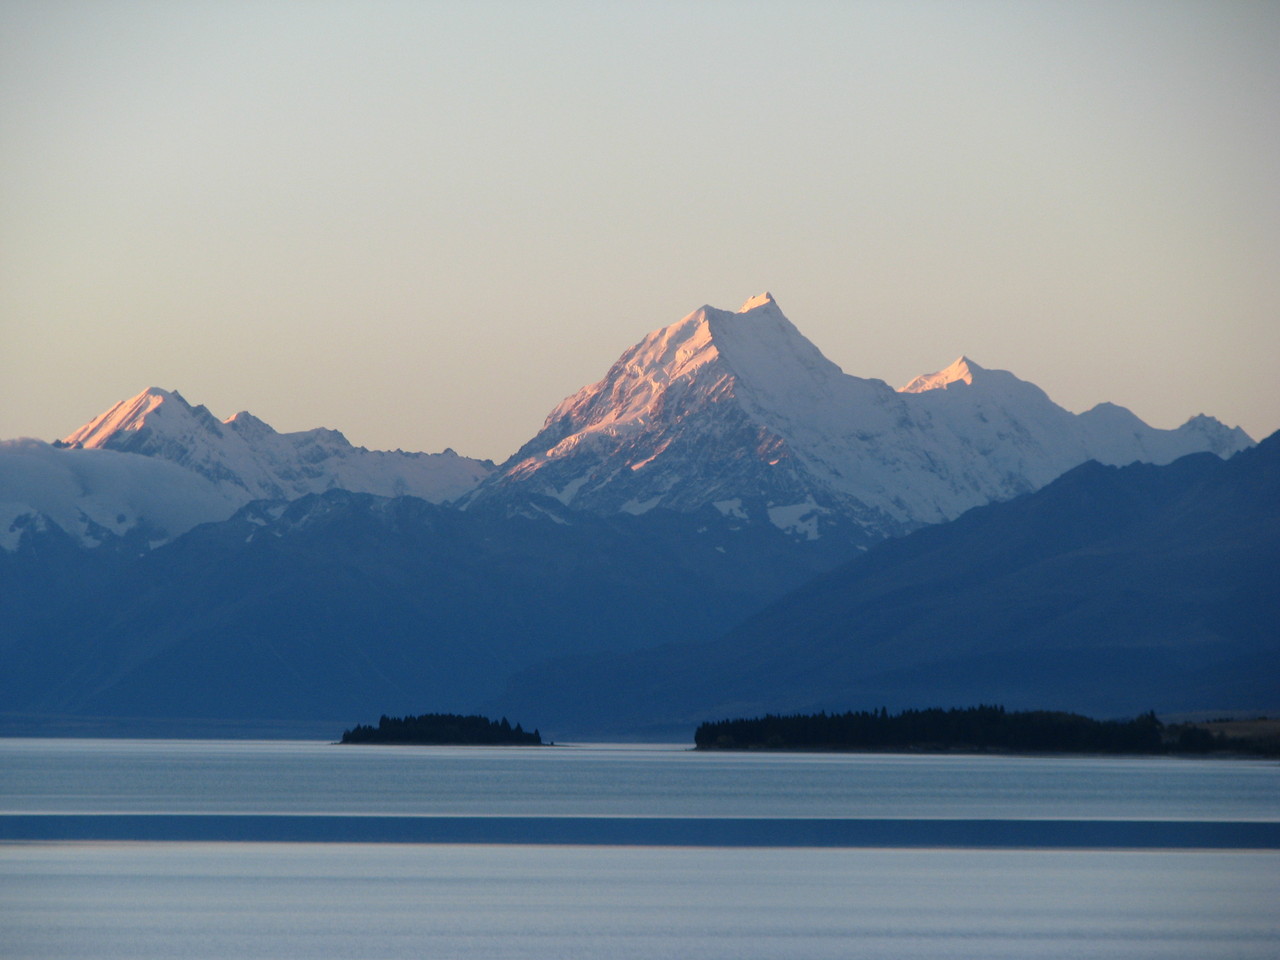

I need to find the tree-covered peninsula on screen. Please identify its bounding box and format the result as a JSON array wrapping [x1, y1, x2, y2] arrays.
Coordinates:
[[695, 705, 1173, 754], [341, 712, 542, 745]]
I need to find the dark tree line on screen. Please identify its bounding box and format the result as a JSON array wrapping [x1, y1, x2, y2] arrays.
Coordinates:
[[341, 712, 542, 745], [694, 705, 1169, 753]]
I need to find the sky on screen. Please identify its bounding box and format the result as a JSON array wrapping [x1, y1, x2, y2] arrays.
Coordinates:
[[2, 0, 1277, 463]]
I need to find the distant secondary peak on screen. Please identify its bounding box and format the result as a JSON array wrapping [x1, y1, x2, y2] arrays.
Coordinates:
[[738, 291, 777, 313], [224, 410, 274, 435], [899, 356, 983, 394]]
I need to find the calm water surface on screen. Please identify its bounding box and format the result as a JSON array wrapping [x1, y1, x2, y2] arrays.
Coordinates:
[[2, 737, 1276, 819], [2, 739, 1277, 959]]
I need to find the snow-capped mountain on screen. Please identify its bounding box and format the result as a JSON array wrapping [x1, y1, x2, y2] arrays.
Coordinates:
[[0, 438, 243, 551], [62, 387, 493, 502], [1, 389, 492, 550], [469, 293, 1252, 542], [2, 294, 1252, 552]]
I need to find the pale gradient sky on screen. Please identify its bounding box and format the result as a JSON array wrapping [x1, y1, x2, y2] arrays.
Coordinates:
[[2, 0, 1277, 462]]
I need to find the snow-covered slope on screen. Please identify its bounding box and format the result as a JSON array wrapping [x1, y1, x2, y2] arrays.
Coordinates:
[[1, 389, 493, 551], [470, 293, 1252, 542], [0, 438, 241, 551], [61, 387, 493, 504]]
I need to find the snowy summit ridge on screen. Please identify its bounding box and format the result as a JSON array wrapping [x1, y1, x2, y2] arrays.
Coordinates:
[[60, 386, 493, 504], [0, 389, 493, 551], [900, 356, 979, 392], [470, 294, 1253, 542]]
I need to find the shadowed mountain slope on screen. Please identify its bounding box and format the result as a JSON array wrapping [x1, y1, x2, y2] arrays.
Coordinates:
[[0, 492, 852, 735], [497, 432, 1280, 737]]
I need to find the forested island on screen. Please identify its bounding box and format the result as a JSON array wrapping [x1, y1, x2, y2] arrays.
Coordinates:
[[694, 706, 1279, 756], [340, 712, 543, 745]]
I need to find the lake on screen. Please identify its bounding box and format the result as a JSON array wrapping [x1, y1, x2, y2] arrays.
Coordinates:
[[2, 739, 1277, 959]]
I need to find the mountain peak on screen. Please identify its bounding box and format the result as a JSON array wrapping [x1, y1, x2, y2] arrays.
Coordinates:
[[1174, 413, 1254, 457], [527, 294, 839, 453], [475, 293, 1253, 538], [61, 386, 194, 449], [738, 291, 777, 313], [50, 388, 495, 519], [223, 410, 274, 438], [899, 356, 984, 394]]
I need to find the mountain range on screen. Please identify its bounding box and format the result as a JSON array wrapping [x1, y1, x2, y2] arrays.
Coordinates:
[[0, 294, 1268, 737], [2, 294, 1249, 553]]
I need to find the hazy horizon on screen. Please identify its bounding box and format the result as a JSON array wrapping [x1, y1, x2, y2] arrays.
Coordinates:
[[3, 1, 1277, 462]]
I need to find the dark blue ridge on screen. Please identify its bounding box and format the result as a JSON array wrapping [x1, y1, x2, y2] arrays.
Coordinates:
[[2, 816, 1277, 849]]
